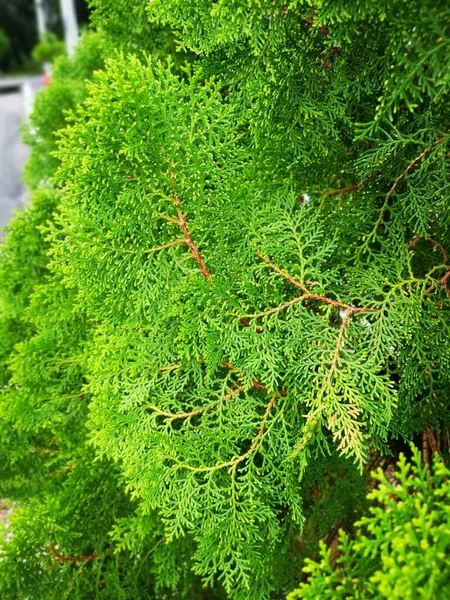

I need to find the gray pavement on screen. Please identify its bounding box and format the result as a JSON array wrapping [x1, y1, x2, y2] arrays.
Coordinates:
[[0, 74, 42, 93], [0, 89, 31, 234]]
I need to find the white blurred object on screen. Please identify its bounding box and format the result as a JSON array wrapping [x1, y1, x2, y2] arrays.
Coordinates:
[[22, 82, 35, 119], [33, 0, 46, 39], [59, 0, 79, 57]]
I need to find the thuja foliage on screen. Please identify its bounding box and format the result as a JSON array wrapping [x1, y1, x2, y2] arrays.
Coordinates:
[[289, 448, 450, 599], [1, 0, 450, 598]]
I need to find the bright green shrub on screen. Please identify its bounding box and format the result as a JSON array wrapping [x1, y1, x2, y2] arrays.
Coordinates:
[[88, 0, 187, 64], [0, 31, 107, 493], [0, 29, 208, 600], [23, 31, 106, 189], [289, 448, 450, 599], [0, 189, 58, 382], [1, 0, 450, 598], [31, 31, 66, 65]]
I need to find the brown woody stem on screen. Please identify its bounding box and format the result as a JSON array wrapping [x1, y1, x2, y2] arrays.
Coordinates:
[[257, 253, 378, 315], [176, 209, 212, 281], [48, 544, 99, 564], [325, 184, 362, 197]]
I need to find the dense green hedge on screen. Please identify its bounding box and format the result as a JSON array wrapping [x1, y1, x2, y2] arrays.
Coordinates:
[[1, 1, 449, 598]]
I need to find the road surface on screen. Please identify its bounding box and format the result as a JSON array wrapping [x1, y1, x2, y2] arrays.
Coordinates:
[[0, 77, 42, 235], [0, 91, 29, 233]]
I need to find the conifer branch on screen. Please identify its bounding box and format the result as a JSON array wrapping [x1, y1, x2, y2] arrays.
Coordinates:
[[158, 210, 212, 280], [425, 268, 450, 294], [114, 239, 186, 254], [439, 269, 450, 291], [224, 385, 247, 399], [144, 239, 186, 254], [181, 393, 279, 473], [222, 361, 268, 391], [257, 253, 378, 314], [409, 236, 448, 265], [291, 310, 352, 458], [221, 360, 236, 371], [176, 209, 212, 281], [319, 309, 352, 402], [257, 252, 309, 294], [49, 464, 74, 478], [392, 136, 448, 194], [368, 135, 449, 242], [148, 385, 247, 421], [148, 405, 206, 420], [324, 173, 377, 199], [163, 162, 213, 281], [159, 214, 181, 225], [244, 295, 309, 319]]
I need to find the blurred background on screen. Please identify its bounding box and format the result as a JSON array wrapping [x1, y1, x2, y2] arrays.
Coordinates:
[[0, 0, 90, 232]]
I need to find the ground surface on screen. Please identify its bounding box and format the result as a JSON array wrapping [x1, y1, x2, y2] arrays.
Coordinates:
[[0, 91, 29, 233], [0, 75, 42, 235]]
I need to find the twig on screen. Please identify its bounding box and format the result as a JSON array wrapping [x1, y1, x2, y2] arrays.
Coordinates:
[[257, 252, 309, 294], [49, 464, 74, 478], [48, 545, 99, 564], [244, 295, 309, 319], [222, 360, 268, 391], [325, 184, 362, 197], [112, 238, 186, 255], [159, 214, 180, 226], [222, 360, 237, 371], [256, 253, 378, 315], [440, 269, 450, 290], [144, 239, 186, 254], [181, 393, 279, 473], [409, 236, 448, 265], [291, 310, 352, 458], [371, 135, 448, 239], [158, 209, 211, 280], [148, 385, 246, 421], [425, 268, 450, 295], [163, 164, 212, 282], [148, 405, 206, 420], [176, 209, 212, 281]]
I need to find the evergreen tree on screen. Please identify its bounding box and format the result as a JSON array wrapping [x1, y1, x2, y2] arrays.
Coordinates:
[[1, 1, 449, 599]]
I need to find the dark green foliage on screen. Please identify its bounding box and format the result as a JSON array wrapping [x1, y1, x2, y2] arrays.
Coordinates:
[[0, 28, 10, 59], [0, 0, 37, 72], [88, 0, 186, 64], [1, 1, 450, 598]]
